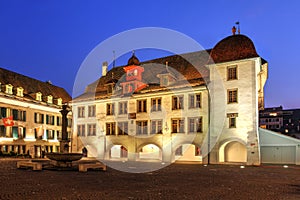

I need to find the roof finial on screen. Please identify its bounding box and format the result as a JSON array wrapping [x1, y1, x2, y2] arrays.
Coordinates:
[[232, 26, 237, 35], [166, 61, 169, 72], [132, 50, 135, 56]]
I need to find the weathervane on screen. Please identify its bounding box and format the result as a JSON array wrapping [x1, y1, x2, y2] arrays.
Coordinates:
[[236, 21, 240, 34]]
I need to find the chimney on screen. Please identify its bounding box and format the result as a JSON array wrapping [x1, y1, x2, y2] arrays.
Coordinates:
[[102, 61, 108, 76]]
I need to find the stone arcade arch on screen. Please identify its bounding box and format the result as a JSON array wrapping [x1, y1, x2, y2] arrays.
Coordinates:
[[137, 143, 162, 161], [219, 139, 247, 163], [107, 144, 128, 160], [173, 143, 202, 162]]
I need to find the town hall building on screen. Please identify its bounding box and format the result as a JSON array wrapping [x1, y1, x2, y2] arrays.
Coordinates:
[[72, 32, 300, 165]]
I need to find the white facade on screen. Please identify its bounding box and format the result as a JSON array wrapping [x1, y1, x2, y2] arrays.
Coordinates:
[[0, 67, 71, 158], [208, 58, 268, 165], [73, 85, 209, 163], [72, 33, 300, 165]]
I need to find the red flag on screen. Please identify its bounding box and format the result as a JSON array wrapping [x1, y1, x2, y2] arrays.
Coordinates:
[[2, 116, 14, 126], [36, 126, 43, 137]]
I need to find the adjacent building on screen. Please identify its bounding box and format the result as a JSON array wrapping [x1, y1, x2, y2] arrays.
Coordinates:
[[0, 67, 71, 158], [259, 106, 300, 138]]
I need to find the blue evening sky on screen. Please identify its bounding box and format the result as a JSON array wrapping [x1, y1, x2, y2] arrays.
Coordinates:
[[0, 0, 299, 109]]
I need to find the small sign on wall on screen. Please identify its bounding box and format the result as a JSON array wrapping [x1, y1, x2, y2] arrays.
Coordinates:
[[128, 113, 136, 119]]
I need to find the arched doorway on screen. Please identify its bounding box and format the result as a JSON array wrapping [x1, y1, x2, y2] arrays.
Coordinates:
[[110, 145, 128, 160], [174, 144, 202, 162], [221, 141, 247, 163], [139, 144, 162, 161]]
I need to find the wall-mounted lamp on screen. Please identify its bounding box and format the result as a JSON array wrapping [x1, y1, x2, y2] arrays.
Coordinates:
[[164, 122, 169, 132]]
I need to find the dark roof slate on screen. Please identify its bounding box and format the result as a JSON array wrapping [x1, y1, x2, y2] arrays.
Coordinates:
[[0, 67, 71, 103]]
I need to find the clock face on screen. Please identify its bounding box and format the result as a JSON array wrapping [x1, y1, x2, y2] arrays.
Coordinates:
[[127, 69, 138, 76]]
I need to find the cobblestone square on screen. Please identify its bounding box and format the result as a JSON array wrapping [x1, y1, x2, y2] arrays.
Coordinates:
[[0, 159, 299, 200]]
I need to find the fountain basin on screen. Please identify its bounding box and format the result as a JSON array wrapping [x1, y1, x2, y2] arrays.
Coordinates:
[[46, 153, 83, 162]]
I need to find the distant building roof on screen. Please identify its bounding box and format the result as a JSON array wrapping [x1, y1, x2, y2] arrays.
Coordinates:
[[0, 67, 71, 104]]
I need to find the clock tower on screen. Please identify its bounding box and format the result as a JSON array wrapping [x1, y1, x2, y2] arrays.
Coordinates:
[[121, 53, 147, 94]]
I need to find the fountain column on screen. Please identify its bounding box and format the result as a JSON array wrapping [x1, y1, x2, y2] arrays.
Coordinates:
[[60, 105, 70, 153]]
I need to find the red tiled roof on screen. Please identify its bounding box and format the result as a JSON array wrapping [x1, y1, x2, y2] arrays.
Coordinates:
[[74, 34, 266, 101], [209, 34, 259, 64]]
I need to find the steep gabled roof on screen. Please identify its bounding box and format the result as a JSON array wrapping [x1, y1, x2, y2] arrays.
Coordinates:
[[0, 67, 71, 103]]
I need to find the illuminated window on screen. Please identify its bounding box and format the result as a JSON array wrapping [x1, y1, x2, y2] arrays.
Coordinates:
[[188, 117, 203, 133], [161, 76, 169, 86], [227, 65, 238, 80], [67, 118, 72, 127], [172, 118, 185, 133], [228, 89, 238, 103], [12, 109, 26, 121], [77, 124, 86, 136], [78, 107, 85, 118], [137, 100, 147, 113], [34, 113, 44, 124], [106, 103, 115, 115], [172, 96, 184, 110], [36, 92, 42, 101], [88, 105, 96, 117], [136, 121, 148, 135], [47, 130, 54, 139], [151, 120, 162, 134], [87, 124, 96, 136], [151, 98, 161, 112], [16, 87, 24, 97], [189, 93, 201, 108], [229, 117, 236, 128], [106, 122, 116, 135], [57, 98, 62, 106], [5, 84, 13, 94], [0, 126, 6, 137], [227, 113, 238, 128], [118, 102, 128, 115], [46, 115, 55, 125], [56, 116, 61, 126], [118, 122, 128, 135], [47, 95, 53, 104]]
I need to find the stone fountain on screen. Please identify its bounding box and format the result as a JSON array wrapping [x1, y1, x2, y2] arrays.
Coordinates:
[[46, 105, 83, 167]]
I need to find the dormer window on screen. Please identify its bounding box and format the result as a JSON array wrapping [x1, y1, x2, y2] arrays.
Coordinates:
[[5, 84, 13, 94], [107, 85, 113, 94], [57, 98, 62, 106], [47, 95, 53, 104], [161, 75, 169, 86], [36, 92, 42, 101], [157, 61, 177, 87], [16, 87, 24, 97]]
